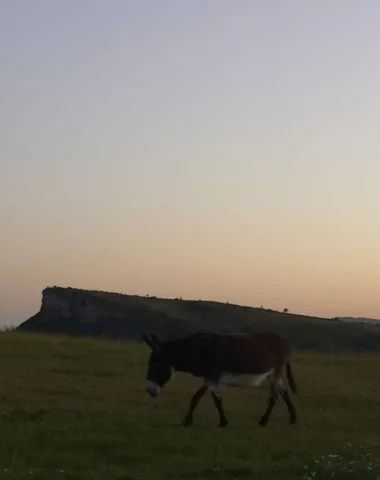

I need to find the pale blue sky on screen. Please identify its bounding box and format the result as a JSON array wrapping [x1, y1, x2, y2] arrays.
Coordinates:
[[1, 1, 380, 326]]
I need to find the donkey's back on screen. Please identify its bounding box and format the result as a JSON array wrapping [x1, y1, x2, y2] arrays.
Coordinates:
[[171, 331, 292, 376]]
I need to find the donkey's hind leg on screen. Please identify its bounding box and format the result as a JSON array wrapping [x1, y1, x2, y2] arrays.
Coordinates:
[[211, 391, 228, 428], [279, 385, 297, 425], [263, 374, 297, 425], [258, 383, 278, 427]]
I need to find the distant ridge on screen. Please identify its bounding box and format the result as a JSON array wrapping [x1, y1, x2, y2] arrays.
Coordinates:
[[17, 286, 380, 353], [336, 317, 380, 325]]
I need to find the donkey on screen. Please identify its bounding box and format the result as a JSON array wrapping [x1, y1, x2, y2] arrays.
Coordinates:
[[142, 331, 298, 427]]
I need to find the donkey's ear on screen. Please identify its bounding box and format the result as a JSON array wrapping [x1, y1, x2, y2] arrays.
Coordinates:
[[151, 334, 161, 346], [150, 334, 163, 352], [142, 334, 155, 350], [142, 334, 162, 352]]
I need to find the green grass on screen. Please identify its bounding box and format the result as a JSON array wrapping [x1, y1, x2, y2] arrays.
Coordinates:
[[0, 332, 379, 479]]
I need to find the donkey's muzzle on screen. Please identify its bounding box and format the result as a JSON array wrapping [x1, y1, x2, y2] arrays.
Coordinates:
[[145, 381, 160, 398]]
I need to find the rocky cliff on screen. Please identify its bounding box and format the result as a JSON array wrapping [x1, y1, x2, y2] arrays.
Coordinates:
[[18, 286, 380, 352], [18, 286, 198, 341]]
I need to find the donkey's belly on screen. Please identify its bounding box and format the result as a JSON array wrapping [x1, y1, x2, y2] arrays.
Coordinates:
[[218, 370, 273, 387]]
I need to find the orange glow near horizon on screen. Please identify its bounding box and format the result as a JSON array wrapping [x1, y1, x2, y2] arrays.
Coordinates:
[[1, 2, 380, 325]]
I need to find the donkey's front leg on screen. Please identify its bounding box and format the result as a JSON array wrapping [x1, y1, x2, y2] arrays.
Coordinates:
[[182, 385, 208, 426]]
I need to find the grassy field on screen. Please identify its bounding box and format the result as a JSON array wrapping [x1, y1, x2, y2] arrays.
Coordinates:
[[0, 332, 379, 480]]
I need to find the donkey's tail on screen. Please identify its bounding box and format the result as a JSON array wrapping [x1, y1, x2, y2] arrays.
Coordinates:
[[286, 361, 298, 396]]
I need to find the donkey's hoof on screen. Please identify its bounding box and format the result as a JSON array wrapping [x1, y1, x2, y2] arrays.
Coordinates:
[[182, 417, 193, 427], [289, 418, 297, 425], [258, 418, 268, 427], [218, 420, 228, 428]]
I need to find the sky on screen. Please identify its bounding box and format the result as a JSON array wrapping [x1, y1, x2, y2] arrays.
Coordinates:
[[1, 0, 380, 326]]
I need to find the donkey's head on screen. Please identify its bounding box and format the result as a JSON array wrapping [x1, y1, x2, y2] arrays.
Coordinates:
[[142, 334, 175, 398]]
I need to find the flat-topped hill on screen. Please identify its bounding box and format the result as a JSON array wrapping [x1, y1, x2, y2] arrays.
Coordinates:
[[17, 286, 380, 352]]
